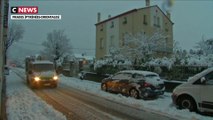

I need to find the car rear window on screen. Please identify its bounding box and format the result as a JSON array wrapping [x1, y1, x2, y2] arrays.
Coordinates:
[[145, 74, 158, 77]]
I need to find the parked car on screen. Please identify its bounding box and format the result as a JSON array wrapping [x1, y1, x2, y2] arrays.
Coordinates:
[[101, 70, 165, 99], [172, 67, 213, 113], [78, 71, 110, 81], [78, 71, 96, 80]]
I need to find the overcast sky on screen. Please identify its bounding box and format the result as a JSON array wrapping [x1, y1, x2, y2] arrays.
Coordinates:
[[9, 0, 213, 56]]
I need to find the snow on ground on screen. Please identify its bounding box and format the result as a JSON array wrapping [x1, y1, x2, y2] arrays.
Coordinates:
[[60, 75, 213, 120], [7, 67, 213, 120], [6, 69, 66, 120]]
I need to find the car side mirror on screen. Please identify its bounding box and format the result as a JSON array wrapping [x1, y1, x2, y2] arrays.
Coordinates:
[[201, 77, 206, 84], [109, 75, 113, 79]]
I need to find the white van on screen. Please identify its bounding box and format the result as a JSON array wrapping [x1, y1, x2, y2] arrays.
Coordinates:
[[172, 67, 213, 112]]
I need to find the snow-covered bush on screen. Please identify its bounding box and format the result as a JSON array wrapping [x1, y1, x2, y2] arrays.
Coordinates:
[[94, 55, 132, 74], [185, 54, 213, 66], [145, 57, 174, 69]]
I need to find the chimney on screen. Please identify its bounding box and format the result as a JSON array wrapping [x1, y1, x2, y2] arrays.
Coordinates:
[[97, 12, 101, 23], [108, 15, 111, 18], [166, 11, 171, 19], [145, 0, 150, 7]]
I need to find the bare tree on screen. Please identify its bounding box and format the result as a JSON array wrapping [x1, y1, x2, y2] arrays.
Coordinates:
[[6, 22, 24, 52], [41, 29, 72, 66], [5, 22, 24, 64], [173, 40, 181, 54], [196, 38, 213, 55]]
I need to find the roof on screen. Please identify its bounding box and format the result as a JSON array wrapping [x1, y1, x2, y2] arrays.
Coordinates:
[[74, 54, 95, 60], [95, 9, 137, 26], [32, 60, 53, 65], [119, 70, 159, 76], [95, 5, 173, 26]]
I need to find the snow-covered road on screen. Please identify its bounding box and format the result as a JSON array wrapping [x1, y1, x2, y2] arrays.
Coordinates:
[[10, 68, 176, 120], [6, 68, 213, 120], [6, 69, 66, 120], [59, 75, 213, 120], [35, 84, 177, 120]]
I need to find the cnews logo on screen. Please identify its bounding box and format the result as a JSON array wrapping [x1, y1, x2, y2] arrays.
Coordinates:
[[11, 6, 38, 14]]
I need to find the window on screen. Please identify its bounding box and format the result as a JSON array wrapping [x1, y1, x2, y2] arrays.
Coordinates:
[[165, 22, 168, 32], [122, 33, 125, 46], [143, 15, 147, 25], [133, 74, 144, 79], [110, 21, 114, 28], [100, 38, 104, 49], [110, 35, 114, 47], [100, 25, 103, 31], [205, 72, 213, 85], [206, 80, 213, 85], [123, 17, 127, 24], [157, 17, 160, 27], [154, 16, 160, 27], [153, 16, 157, 26], [112, 73, 132, 80]]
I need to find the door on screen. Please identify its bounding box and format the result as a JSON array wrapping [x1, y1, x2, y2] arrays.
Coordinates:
[[117, 79, 130, 93], [111, 73, 131, 92]]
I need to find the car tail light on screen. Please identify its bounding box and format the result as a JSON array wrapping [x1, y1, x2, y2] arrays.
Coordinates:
[[143, 82, 151, 87]]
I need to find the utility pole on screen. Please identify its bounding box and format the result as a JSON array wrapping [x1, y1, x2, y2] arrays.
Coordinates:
[[0, 0, 9, 119]]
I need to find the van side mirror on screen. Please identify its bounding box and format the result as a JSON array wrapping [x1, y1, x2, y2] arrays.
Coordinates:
[[201, 77, 206, 84], [28, 71, 32, 74], [109, 75, 113, 79], [4, 67, 9, 75]]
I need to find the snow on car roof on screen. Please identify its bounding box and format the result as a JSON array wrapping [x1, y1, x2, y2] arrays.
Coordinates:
[[119, 70, 159, 76], [32, 60, 53, 64]]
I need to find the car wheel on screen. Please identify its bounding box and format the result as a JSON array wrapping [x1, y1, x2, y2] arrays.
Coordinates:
[[101, 83, 108, 92], [30, 82, 37, 89], [141, 91, 149, 100], [80, 75, 84, 80], [129, 88, 139, 99], [178, 96, 196, 112]]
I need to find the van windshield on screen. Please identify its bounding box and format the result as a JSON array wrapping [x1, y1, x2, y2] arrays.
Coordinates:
[[33, 64, 54, 72]]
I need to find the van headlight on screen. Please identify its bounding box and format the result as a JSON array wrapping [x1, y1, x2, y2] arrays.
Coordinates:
[[53, 76, 58, 80], [34, 77, 40, 82]]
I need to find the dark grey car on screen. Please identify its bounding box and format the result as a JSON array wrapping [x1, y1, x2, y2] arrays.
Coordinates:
[[101, 70, 165, 99]]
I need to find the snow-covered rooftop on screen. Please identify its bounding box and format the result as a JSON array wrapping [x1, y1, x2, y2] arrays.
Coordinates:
[[32, 60, 53, 65], [74, 54, 95, 60]]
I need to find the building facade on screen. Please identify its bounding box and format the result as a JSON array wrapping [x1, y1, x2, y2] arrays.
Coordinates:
[[95, 2, 173, 59]]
